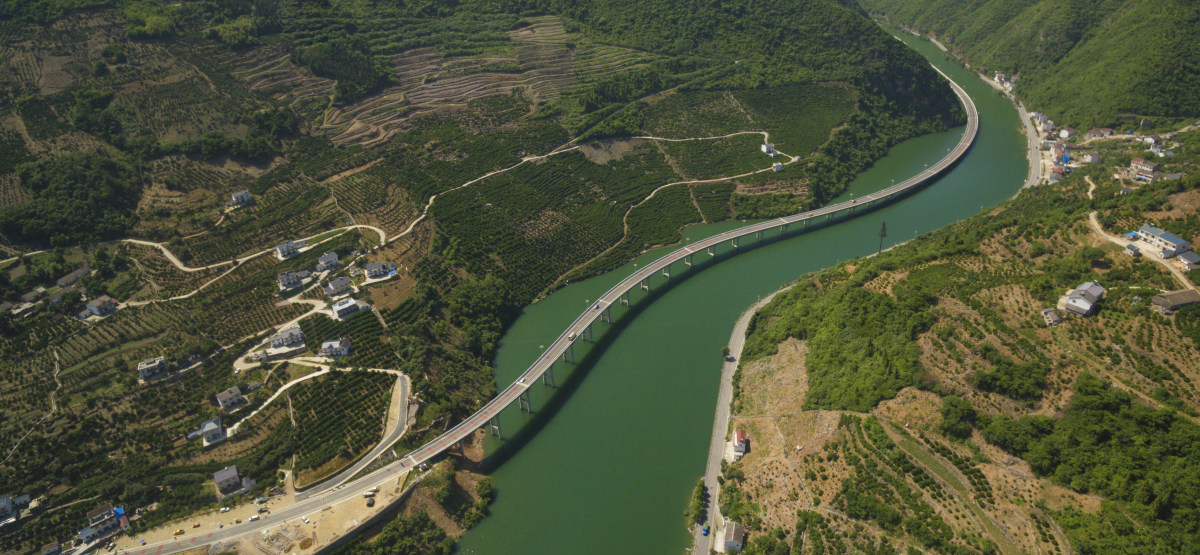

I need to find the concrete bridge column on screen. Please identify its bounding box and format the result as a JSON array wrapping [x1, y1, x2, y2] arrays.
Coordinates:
[[780, 223, 788, 234], [601, 306, 611, 323], [490, 416, 502, 439], [732, 237, 739, 249], [662, 262, 671, 279], [707, 246, 715, 257], [804, 219, 809, 230], [684, 254, 693, 267], [542, 365, 556, 387], [564, 343, 576, 364], [826, 213, 831, 222], [640, 279, 649, 292], [755, 231, 762, 241], [519, 389, 532, 412], [583, 324, 593, 342], [620, 292, 629, 306]]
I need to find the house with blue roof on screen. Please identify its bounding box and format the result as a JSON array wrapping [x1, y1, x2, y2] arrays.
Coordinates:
[[1139, 224, 1190, 258]]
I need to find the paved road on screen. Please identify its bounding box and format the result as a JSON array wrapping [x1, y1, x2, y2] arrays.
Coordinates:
[[129, 63, 977, 555], [692, 290, 786, 554], [1015, 101, 1043, 189]]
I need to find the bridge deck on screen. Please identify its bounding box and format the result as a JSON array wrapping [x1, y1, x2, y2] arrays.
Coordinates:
[[400, 64, 978, 469]]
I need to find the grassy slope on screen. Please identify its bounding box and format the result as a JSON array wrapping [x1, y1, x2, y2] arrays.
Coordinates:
[[858, 0, 1200, 127]]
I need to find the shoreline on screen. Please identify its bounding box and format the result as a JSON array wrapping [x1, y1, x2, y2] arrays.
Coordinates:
[[692, 287, 790, 554]]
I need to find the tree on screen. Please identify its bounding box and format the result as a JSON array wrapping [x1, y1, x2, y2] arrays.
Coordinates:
[[939, 395, 976, 440]]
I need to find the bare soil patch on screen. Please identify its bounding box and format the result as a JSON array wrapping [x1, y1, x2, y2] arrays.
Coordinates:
[[579, 138, 645, 164]]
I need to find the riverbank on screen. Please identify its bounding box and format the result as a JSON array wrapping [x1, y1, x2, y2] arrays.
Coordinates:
[[692, 288, 789, 554]]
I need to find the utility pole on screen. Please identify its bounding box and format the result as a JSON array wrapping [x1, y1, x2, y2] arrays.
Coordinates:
[[878, 221, 887, 254]]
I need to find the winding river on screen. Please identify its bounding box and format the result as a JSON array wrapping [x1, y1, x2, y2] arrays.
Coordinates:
[[456, 31, 1027, 554]]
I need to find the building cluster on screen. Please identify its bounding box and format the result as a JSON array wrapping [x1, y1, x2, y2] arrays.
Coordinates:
[[77, 503, 128, 544], [760, 143, 777, 158], [993, 72, 1017, 91], [274, 239, 307, 260]]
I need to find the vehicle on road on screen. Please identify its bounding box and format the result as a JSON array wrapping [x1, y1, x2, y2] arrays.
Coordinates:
[[702, 526, 710, 536], [255, 496, 267, 504], [249, 515, 260, 522], [173, 530, 184, 536], [192, 522, 200, 528], [568, 332, 577, 340], [219, 507, 230, 513], [258, 507, 269, 513], [363, 491, 375, 498]]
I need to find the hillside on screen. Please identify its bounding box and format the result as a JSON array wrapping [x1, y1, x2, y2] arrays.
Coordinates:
[[0, 0, 967, 551], [724, 122, 1200, 552], [858, 0, 1200, 129]]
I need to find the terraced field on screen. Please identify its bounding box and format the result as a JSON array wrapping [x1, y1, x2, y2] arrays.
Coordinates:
[[225, 17, 658, 146]]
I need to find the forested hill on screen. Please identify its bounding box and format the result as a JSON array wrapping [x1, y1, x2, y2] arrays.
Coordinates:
[[857, 0, 1200, 128]]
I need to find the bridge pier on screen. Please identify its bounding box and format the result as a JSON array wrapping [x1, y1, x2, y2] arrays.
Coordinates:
[[490, 416, 502, 439], [825, 213, 830, 222], [804, 219, 809, 230], [542, 365, 556, 387], [662, 263, 671, 279], [519, 389, 532, 412], [583, 324, 593, 342], [684, 254, 693, 267], [601, 306, 611, 323], [564, 343, 576, 364], [707, 246, 715, 257], [780, 223, 788, 234], [732, 237, 739, 249], [620, 292, 629, 306], [755, 231, 762, 241], [640, 279, 649, 292]]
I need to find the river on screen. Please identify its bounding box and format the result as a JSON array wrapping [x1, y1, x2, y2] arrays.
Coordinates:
[[455, 31, 1026, 554]]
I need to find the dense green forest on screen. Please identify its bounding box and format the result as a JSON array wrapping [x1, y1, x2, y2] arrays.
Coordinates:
[[857, 0, 1200, 127]]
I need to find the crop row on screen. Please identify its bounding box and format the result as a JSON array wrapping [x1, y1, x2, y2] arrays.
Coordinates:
[[291, 370, 394, 473], [732, 83, 855, 155], [691, 183, 735, 221], [298, 312, 396, 369], [660, 134, 765, 180]]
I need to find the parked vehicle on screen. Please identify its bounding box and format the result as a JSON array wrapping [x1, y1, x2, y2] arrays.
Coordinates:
[[249, 515, 260, 522], [219, 507, 230, 513], [702, 526, 710, 536], [258, 507, 269, 513], [366, 498, 375, 508], [192, 522, 200, 528], [173, 530, 184, 536], [362, 491, 375, 498]]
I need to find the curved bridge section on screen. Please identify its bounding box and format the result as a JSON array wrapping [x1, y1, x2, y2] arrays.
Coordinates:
[[400, 65, 978, 468]]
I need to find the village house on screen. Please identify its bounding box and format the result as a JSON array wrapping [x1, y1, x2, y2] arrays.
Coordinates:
[[364, 262, 396, 279], [1125, 243, 1141, 257], [733, 429, 749, 461], [1101, 128, 1113, 136], [86, 295, 117, 317], [269, 326, 304, 348], [1086, 128, 1104, 139], [1059, 127, 1075, 139], [1041, 308, 1062, 327], [1078, 152, 1100, 164], [56, 266, 89, 288], [275, 240, 305, 259], [332, 298, 359, 319], [191, 417, 226, 447], [1049, 166, 1064, 183], [1151, 289, 1200, 315], [1176, 251, 1200, 271], [1057, 281, 1106, 316], [1150, 145, 1175, 158], [216, 386, 246, 411], [214, 466, 242, 495], [230, 190, 252, 206], [137, 357, 166, 380], [277, 270, 304, 290], [78, 503, 121, 543], [1138, 224, 1190, 258], [324, 276, 352, 297], [40, 541, 59, 555], [1131, 157, 1161, 181], [772, 162, 783, 172], [316, 251, 339, 271], [724, 521, 746, 552], [760, 143, 776, 156], [320, 338, 351, 358]]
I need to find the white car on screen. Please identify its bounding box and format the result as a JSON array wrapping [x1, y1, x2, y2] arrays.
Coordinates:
[[301, 516, 310, 524], [219, 507, 230, 513]]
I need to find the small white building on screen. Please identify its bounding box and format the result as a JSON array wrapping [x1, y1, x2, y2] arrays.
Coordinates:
[[1139, 224, 1189, 258], [197, 417, 225, 447], [332, 298, 359, 319], [231, 190, 252, 205], [320, 338, 351, 357], [216, 386, 246, 411], [214, 465, 241, 494], [724, 521, 746, 552], [772, 162, 783, 172], [733, 429, 748, 460], [324, 277, 352, 297], [86, 295, 117, 317], [316, 252, 339, 271], [275, 240, 305, 259], [1059, 127, 1075, 139], [1177, 251, 1200, 271], [760, 143, 775, 155], [269, 326, 304, 348], [364, 262, 396, 279], [277, 271, 304, 290], [1057, 281, 1106, 317], [137, 357, 167, 380]]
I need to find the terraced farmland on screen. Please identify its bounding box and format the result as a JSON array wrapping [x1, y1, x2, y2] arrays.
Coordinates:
[[290, 370, 395, 484]]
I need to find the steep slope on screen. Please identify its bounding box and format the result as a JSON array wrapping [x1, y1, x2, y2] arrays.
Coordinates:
[[858, 0, 1200, 127]]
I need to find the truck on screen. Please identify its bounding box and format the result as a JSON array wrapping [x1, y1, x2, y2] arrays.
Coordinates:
[[362, 491, 376, 498]]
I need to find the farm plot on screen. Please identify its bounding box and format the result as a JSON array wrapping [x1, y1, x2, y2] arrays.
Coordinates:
[[227, 45, 335, 119], [638, 90, 757, 138], [732, 83, 856, 156], [433, 145, 680, 299], [691, 183, 735, 222], [658, 134, 766, 180], [327, 164, 420, 238], [0, 173, 30, 209], [298, 312, 397, 369], [125, 244, 226, 299], [290, 370, 395, 485], [577, 185, 702, 277]]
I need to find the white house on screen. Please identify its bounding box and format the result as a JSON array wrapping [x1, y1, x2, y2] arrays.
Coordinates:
[[214, 466, 241, 494], [760, 143, 775, 155], [230, 190, 252, 205], [1059, 127, 1075, 139], [216, 386, 246, 411], [1057, 281, 1106, 317], [772, 162, 783, 172], [275, 240, 305, 259], [316, 252, 339, 271], [86, 295, 117, 316], [364, 262, 396, 279], [198, 417, 225, 447], [1177, 251, 1200, 271], [277, 271, 304, 290], [320, 338, 351, 357], [724, 521, 746, 552], [1139, 224, 1189, 258], [324, 277, 352, 297], [137, 357, 166, 380], [269, 326, 304, 348], [332, 298, 359, 319]]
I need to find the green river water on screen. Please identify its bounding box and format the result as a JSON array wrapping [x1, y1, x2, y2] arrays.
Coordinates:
[[456, 32, 1027, 554]]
